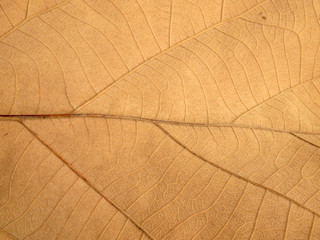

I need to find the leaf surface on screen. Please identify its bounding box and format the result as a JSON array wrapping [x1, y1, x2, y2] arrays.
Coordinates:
[[75, 0, 320, 133], [0, 121, 149, 240], [16, 118, 320, 239], [0, 0, 262, 115], [1, 0, 320, 239], [0, 0, 69, 37]]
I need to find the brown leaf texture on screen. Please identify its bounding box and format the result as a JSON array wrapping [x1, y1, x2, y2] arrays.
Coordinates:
[[0, 0, 320, 239]]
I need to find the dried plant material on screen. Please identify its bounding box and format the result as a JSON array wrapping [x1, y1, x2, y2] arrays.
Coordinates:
[[0, 0, 320, 239]]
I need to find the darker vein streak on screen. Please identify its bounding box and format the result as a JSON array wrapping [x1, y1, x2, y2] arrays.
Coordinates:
[[18, 121, 155, 240], [0, 228, 17, 240], [290, 133, 320, 148], [0, 114, 318, 135]]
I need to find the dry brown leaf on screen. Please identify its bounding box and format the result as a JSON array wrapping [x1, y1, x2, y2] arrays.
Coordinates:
[[0, 0, 68, 37], [0, 0, 320, 239]]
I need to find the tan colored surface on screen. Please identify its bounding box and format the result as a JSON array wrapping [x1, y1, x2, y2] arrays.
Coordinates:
[[0, 0, 320, 239]]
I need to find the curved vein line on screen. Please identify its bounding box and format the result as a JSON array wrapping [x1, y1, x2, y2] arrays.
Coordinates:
[[154, 123, 320, 219], [18, 120, 156, 240], [1, 42, 42, 114], [290, 133, 320, 148], [232, 78, 319, 123], [0, 4, 14, 28], [71, 0, 268, 113], [0, 0, 71, 41], [0, 228, 17, 240], [0, 56, 17, 114], [16, 29, 74, 110], [38, 16, 97, 94]]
